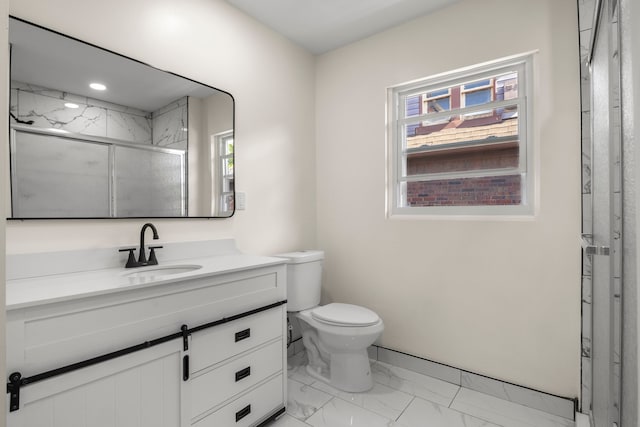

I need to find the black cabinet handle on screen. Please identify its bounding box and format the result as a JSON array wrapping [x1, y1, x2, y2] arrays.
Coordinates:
[[182, 355, 189, 381], [235, 366, 251, 382], [235, 404, 251, 422], [235, 328, 250, 342]]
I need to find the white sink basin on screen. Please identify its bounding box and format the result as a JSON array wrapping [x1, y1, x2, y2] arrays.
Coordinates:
[[123, 265, 202, 279]]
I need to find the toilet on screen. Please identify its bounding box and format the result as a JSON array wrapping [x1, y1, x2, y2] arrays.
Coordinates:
[[278, 250, 384, 392]]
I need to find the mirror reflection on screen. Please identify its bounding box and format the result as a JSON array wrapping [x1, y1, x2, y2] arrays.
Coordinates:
[[8, 17, 235, 219]]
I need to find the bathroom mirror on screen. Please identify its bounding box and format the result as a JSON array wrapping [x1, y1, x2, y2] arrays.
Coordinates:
[[8, 17, 235, 219]]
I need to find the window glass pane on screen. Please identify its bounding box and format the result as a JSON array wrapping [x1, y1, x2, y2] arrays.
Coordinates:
[[496, 73, 518, 100], [224, 157, 234, 176], [427, 97, 450, 112], [224, 137, 234, 155], [405, 95, 421, 117], [427, 88, 448, 98], [222, 193, 234, 211], [465, 88, 491, 106], [405, 114, 452, 138], [463, 79, 491, 90], [404, 174, 521, 207], [405, 105, 519, 175], [406, 123, 419, 137]]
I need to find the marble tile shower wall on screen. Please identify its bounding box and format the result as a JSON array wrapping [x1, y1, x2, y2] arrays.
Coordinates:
[[577, 0, 624, 416], [152, 97, 188, 151], [609, 6, 623, 423], [10, 81, 188, 148], [11, 81, 152, 143], [577, 0, 595, 413]]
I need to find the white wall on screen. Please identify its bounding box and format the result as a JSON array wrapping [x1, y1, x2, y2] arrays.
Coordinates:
[[6, 0, 317, 255], [315, 0, 581, 397]]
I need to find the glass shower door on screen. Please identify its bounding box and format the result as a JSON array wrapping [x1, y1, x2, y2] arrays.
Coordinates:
[[587, 0, 622, 425]]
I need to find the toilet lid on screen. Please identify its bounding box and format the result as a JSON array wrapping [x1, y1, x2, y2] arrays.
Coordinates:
[[311, 303, 380, 327]]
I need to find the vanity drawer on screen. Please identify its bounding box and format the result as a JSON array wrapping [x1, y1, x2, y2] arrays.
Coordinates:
[[192, 373, 284, 427], [191, 339, 282, 419], [190, 306, 283, 372]]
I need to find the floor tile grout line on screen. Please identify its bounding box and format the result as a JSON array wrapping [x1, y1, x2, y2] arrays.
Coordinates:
[[297, 395, 335, 423], [306, 380, 413, 422], [372, 362, 464, 406], [394, 396, 417, 422], [449, 385, 462, 408], [445, 393, 509, 427], [314, 395, 336, 414]]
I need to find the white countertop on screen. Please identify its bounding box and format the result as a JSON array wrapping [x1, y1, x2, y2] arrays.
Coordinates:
[[7, 253, 285, 310]]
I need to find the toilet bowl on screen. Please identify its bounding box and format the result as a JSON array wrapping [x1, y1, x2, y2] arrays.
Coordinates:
[[277, 251, 384, 392], [296, 303, 383, 392]]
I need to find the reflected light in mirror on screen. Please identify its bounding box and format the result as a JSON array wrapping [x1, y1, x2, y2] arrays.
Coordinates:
[[89, 82, 107, 91]]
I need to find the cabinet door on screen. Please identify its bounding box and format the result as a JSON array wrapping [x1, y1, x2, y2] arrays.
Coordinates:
[[8, 340, 186, 427]]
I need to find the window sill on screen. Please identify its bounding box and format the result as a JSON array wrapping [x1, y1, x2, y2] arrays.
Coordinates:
[[387, 203, 536, 221]]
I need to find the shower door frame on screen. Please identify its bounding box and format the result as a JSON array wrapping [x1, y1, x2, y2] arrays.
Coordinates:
[[584, 0, 624, 426]]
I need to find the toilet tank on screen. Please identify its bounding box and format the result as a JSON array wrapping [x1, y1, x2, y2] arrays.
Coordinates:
[[276, 250, 324, 311]]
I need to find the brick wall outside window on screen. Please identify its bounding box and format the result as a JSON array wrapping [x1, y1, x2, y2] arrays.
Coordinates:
[[407, 175, 521, 206], [405, 144, 521, 206]]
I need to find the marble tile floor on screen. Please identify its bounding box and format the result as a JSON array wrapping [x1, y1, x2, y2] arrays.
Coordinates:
[[267, 352, 576, 427]]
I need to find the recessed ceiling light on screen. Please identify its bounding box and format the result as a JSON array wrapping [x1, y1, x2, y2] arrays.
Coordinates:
[[89, 82, 107, 91], [64, 102, 79, 109]]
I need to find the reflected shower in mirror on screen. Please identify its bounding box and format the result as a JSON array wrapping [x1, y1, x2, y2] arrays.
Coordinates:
[[8, 17, 235, 219]]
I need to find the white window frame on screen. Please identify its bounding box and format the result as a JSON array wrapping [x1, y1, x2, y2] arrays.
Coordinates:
[[386, 52, 536, 217], [212, 130, 234, 215]]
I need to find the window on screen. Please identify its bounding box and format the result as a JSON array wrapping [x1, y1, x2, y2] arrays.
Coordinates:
[[387, 53, 534, 216], [425, 88, 451, 112], [462, 79, 493, 107], [212, 130, 234, 214]]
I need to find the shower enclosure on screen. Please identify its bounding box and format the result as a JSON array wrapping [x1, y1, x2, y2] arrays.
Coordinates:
[[581, 0, 638, 426]]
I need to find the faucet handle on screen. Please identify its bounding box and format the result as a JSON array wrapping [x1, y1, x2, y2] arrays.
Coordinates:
[[148, 246, 163, 266], [119, 248, 139, 268]]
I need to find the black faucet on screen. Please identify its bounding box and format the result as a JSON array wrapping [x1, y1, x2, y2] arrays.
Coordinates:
[[138, 222, 159, 264], [119, 223, 163, 268]]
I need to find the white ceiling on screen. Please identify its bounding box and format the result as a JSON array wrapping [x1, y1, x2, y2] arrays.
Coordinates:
[[225, 0, 462, 54]]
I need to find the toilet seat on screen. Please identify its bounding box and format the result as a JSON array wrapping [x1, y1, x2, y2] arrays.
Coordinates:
[[311, 303, 380, 327]]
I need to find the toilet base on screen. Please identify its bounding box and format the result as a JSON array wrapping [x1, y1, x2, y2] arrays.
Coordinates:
[[304, 348, 373, 392], [294, 306, 383, 393]]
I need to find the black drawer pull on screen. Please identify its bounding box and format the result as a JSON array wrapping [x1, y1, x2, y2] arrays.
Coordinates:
[[235, 404, 251, 422], [182, 355, 189, 381], [235, 328, 251, 342], [235, 366, 251, 382]]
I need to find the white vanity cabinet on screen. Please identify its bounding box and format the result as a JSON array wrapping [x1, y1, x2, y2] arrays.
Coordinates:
[[6, 254, 287, 427], [15, 340, 185, 427]]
